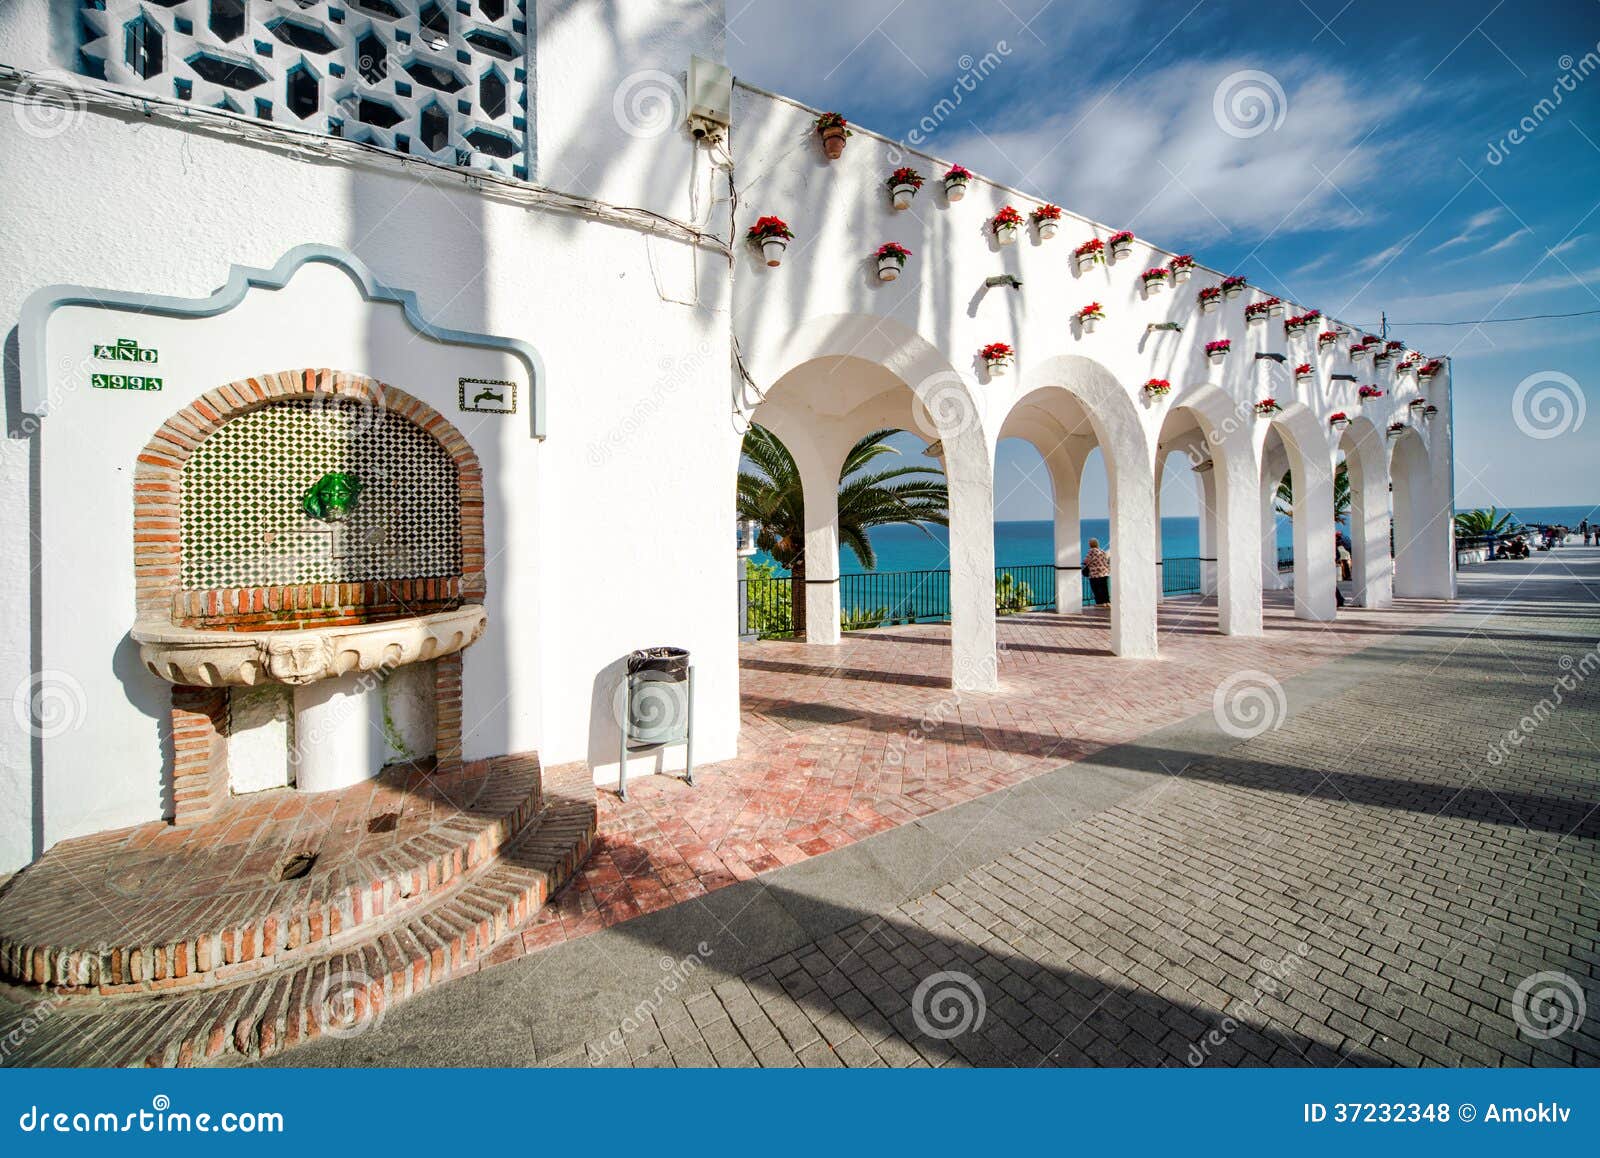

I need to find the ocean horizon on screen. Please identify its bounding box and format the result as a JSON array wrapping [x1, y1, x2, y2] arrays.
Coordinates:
[[751, 503, 1597, 577]]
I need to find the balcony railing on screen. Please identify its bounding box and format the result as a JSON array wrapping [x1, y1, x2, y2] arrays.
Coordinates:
[[740, 558, 1209, 638]]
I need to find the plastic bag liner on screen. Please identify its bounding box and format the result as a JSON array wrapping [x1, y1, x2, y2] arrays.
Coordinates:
[[627, 646, 689, 681]]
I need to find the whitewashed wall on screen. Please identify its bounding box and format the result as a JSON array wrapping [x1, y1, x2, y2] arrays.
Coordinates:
[[0, 0, 737, 872]]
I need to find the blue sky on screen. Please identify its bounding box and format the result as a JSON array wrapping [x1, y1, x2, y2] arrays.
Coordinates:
[[728, 0, 1600, 520]]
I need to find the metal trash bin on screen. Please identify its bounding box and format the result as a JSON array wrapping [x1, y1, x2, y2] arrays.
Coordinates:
[[619, 646, 693, 798]]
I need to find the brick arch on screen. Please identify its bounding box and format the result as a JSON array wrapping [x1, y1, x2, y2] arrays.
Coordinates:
[[133, 368, 485, 825], [134, 367, 485, 625]]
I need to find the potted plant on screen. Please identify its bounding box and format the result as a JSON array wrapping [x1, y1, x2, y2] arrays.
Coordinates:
[[1076, 302, 1105, 334], [981, 341, 1014, 376], [1108, 229, 1135, 259], [1244, 299, 1276, 323], [1206, 339, 1231, 365], [1197, 285, 1222, 314], [875, 242, 912, 281], [1329, 411, 1350, 429], [1387, 420, 1407, 438], [1373, 347, 1394, 367], [747, 215, 794, 267], [1396, 356, 1419, 376], [1141, 267, 1171, 295], [992, 205, 1024, 245], [815, 112, 851, 159], [887, 167, 924, 210], [1143, 378, 1172, 397], [1408, 397, 1427, 415], [1294, 363, 1314, 384], [1418, 358, 1443, 383], [943, 164, 972, 201], [1031, 203, 1063, 240], [1285, 309, 1321, 334], [1317, 330, 1341, 349], [1220, 275, 1247, 300], [1269, 298, 1287, 318], [1422, 403, 1439, 420], [1073, 237, 1105, 273], [1358, 384, 1384, 402], [1350, 341, 1372, 362], [1170, 254, 1195, 284], [1254, 398, 1282, 416]]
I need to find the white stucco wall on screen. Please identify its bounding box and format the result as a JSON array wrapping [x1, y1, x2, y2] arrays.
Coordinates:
[[0, 0, 738, 871]]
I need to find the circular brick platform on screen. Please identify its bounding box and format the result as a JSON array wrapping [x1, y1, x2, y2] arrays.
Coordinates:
[[0, 758, 542, 993]]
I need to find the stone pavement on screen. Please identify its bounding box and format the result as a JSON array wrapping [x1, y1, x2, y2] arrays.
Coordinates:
[[275, 548, 1600, 1067]]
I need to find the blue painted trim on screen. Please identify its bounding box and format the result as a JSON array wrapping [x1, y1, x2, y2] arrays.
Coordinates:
[[19, 243, 546, 438]]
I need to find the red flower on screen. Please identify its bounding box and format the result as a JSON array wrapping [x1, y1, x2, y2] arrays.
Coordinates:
[[1358, 385, 1385, 399], [888, 167, 925, 189], [875, 242, 912, 261], [814, 111, 849, 133], [1295, 363, 1313, 376], [992, 206, 1024, 229], [1254, 398, 1281, 414], [1170, 254, 1195, 269], [1206, 339, 1232, 355], [1108, 230, 1135, 246], [1141, 267, 1170, 281], [1077, 302, 1105, 319], [944, 164, 972, 181], [1074, 237, 1106, 257], [1144, 378, 1171, 392], [981, 342, 1013, 361], [1317, 330, 1340, 344], [746, 215, 794, 241], [1329, 411, 1349, 423], [1220, 275, 1247, 291], [1419, 359, 1444, 376], [1197, 286, 1222, 302], [1031, 203, 1063, 221]]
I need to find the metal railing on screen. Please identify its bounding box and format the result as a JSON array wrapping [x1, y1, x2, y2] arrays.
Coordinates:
[[1277, 546, 1294, 573], [741, 558, 1209, 637]]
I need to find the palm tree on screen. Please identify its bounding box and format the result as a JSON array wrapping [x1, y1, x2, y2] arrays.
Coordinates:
[[737, 425, 949, 635], [1454, 507, 1520, 539], [1275, 461, 1352, 524]]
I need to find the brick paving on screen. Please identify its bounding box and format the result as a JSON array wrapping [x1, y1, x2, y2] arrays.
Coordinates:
[[521, 591, 1452, 951], [547, 551, 1600, 1067]]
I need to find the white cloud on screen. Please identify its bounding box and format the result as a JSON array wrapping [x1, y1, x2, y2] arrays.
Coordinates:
[[1425, 206, 1506, 254]]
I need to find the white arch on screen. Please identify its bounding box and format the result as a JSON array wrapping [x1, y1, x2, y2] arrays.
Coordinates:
[[1260, 401, 1339, 621]]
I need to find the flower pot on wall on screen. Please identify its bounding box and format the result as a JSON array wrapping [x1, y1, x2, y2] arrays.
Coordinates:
[[1111, 241, 1133, 260], [891, 183, 917, 210], [986, 359, 1010, 377], [761, 237, 788, 267], [1080, 316, 1098, 334], [945, 177, 967, 201], [877, 255, 904, 281], [1172, 267, 1192, 284], [1208, 351, 1227, 366], [820, 126, 847, 158], [996, 223, 1019, 246], [1037, 221, 1059, 240]]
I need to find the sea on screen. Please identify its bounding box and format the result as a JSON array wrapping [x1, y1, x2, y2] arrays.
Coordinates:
[[753, 504, 1598, 576]]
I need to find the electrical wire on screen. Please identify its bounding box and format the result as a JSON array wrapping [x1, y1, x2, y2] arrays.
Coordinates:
[[1356, 307, 1600, 329]]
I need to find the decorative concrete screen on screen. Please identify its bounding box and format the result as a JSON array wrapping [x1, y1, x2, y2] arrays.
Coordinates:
[[180, 397, 463, 591], [77, 0, 530, 179]]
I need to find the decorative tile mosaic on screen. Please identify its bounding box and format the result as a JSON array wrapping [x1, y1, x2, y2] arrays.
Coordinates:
[[77, 1, 530, 179], [180, 398, 462, 589]]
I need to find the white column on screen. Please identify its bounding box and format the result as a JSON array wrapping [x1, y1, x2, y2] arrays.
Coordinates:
[[292, 672, 386, 792], [1196, 465, 1219, 596], [1153, 460, 1165, 604], [1215, 447, 1265, 635], [794, 438, 842, 645], [1289, 449, 1338, 621], [1048, 449, 1083, 614], [1260, 466, 1285, 592], [946, 443, 998, 690], [1109, 460, 1159, 657], [1349, 449, 1392, 609]]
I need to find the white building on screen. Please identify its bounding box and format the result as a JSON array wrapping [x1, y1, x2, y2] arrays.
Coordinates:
[[0, 0, 1455, 876]]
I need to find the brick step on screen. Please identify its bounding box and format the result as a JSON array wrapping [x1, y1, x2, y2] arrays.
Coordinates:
[[0, 755, 545, 995], [0, 779, 596, 1067]]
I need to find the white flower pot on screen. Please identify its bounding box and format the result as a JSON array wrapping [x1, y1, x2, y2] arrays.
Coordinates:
[[1331, 419, 1349, 430], [945, 178, 967, 202], [1269, 304, 1286, 317], [996, 223, 1018, 246], [877, 256, 903, 281], [1247, 314, 1266, 325], [1080, 316, 1099, 334], [1111, 242, 1133, 260], [1352, 350, 1370, 362], [1037, 220, 1059, 240], [1296, 374, 1313, 385], [1075, 254, 1099, 274], [1144, 279, 1165, 296], [891, 184, 917, 210], [760, 237, 787, 267], [1172, 267, 1192, 284], [1199, 299, 1218, 314], [1223, 286, 1243, 300], [1208, 352, 1227, 366], [987, 360, 1010, 377]]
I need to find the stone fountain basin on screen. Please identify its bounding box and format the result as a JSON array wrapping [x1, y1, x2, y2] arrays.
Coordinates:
[[132, 604, 487, 687]]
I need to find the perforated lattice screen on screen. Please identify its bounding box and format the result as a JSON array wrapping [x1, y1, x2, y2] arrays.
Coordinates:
[[180, 400, 462, 589]]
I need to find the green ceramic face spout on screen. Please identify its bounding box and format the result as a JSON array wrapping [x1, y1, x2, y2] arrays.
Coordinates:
[[301, 471, 362, 521]]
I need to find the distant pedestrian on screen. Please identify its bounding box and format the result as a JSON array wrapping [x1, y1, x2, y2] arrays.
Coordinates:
[[1084, 538, 1112, 606]]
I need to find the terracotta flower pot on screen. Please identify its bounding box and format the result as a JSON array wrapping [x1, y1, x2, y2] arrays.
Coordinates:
[[760, 237, 788, 267], [891, 183, 917, 210], [877, 255, 903, 281], [820, 126, 847, 159]]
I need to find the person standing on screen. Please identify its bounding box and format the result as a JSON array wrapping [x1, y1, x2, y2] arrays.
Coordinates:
[[1084, 538, 1112, 606]]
